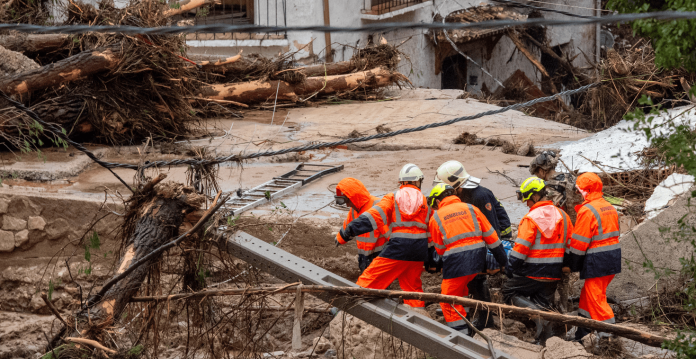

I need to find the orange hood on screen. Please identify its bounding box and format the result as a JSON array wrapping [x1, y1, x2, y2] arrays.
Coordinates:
[[336, 178, 373, 210], [575, 172, 603, 202]]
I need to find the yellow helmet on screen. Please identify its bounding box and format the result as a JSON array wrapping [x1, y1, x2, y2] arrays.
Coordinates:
[[517, 177, 546, 202], [428, 183, 455, 207]]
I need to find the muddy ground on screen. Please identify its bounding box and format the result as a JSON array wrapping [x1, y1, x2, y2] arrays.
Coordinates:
[[0, 88, 679, 358]]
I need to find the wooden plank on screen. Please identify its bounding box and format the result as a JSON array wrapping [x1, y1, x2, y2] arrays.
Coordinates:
[[292, 286, 305, 350], [322, 0, 333, 62]]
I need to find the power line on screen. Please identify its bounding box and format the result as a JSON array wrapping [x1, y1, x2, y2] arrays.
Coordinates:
[[1, 82, 599, 172], [68, 84, 603, 170], [0, 11, 693, 35], [492, 0, 597, 19]]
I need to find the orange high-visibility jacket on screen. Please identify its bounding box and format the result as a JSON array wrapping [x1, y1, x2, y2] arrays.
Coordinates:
[[346, 184, 432, 262], [335, 178, 390, 258], [566, 173, 621, 279], [429, 196, 506, 279], [509, 200, 573, 280]]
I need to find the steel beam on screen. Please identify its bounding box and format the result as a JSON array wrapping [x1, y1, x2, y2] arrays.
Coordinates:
[[224, 231, 516, 359]]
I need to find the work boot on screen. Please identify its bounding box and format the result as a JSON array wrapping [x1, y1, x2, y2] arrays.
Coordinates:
[[574, 326, 592, 341], [435, 308, 443, 316], [511, 296, 553, 342], [452, 323, 474, 337]]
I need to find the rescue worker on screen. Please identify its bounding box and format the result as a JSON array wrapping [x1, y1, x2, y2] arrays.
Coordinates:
[[566, 172, 621, 341], [334, 178, 390, 273], [529, 150, 581, 222], [337, 164, 431, 308], [427, 183, 509, 336], [434, 160, 513, 329], [502, 176, 573, 341], [530, 150, 582, 313]]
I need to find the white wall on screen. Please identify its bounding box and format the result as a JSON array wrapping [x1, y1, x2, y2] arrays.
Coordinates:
[[183, 0, 598, 91]]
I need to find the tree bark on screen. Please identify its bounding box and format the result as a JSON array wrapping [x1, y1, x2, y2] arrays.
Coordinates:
[[0, 44, 121, 95], [0, 34, 70, 54], [86, 182, 204, 329], [132, 284, 668, 348], [204, 56, 366, 77], [197, 67, 406, 104]]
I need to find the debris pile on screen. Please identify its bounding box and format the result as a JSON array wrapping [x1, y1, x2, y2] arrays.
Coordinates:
[[453, 131, 535, 156], [0, 0, 409, 146]]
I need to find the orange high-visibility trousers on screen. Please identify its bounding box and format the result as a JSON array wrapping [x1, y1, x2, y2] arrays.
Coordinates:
[[356, 257, 425, 307], [441, 273, 478, 328], [579, 275, 616, 323]]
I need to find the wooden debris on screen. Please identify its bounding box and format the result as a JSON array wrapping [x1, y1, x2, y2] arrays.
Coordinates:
[[131, 284, 668, 348], [197, 67, 408, 104], [0, 44, 121, 95]]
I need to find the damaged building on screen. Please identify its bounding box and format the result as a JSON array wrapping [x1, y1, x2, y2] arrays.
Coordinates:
[[169, 0, 601, 94]]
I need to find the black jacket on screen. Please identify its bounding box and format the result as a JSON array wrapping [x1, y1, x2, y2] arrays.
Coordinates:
[[458, 185, 512, 239]]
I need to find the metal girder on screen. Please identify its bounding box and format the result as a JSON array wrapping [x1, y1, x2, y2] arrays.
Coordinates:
[[224, 231, 516, 359]]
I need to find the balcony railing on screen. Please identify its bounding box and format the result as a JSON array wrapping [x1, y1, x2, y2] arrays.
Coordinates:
[[364, 0, 426, 15], [180, 0, 287, 41]]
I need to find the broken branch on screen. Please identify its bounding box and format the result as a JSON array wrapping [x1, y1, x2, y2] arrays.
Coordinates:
[[41, 292, 68, 327], [130, 284, 667, 347], [0, 44, 121, 95], [64, 337, 116, 354], [197, 67, 407, 104], [508, 31, 550, 78]]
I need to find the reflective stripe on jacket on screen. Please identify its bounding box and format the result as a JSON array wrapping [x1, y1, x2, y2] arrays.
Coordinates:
[[428, 196, 504, 279], [509, 201, 573, 280], [566, 173, 621, 279], [347, 184, 431, 262], [347, 200, 390, 256]]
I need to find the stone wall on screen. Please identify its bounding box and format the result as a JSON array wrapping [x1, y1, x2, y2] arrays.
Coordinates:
[[0, 192, 123, 263]]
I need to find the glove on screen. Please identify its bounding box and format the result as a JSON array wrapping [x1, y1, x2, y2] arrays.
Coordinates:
[[425, 247, 443, 274], [335, 237, 340, 247], [336, 228, 354, 246], [504, 265, 514, 279]]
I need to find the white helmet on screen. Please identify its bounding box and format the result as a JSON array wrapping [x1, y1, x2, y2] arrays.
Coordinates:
[[433, 160, 480, 189], [398, 163, 424, 182]]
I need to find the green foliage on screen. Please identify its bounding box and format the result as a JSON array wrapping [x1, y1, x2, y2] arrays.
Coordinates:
[[625, 95, 696, 356], [607, 0, 696, 71], [663, 331, 696, 358], [128, 345, 145, 355], [227, 215, 240, 227]]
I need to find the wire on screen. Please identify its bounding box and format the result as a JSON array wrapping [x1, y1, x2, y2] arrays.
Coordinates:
[[0, 11, 695, 35], [492, 0, 597, 19], [1, 83, 599, 172], [108, 82, 599, 170]]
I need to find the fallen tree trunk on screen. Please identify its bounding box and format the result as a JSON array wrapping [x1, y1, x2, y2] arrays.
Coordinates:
[[197, 67, 407, 104], [131, 284, 668, 348], [84, 181, 204, 330], [0, 34, 70, 54], [0, 44, 121, 95]]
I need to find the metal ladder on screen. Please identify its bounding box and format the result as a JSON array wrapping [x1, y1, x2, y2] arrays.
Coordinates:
[[222, 163, 344, 216]]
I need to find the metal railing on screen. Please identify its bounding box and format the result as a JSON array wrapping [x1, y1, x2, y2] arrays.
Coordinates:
[[183, 0, 287, 41], [365, 0, 426, 15]]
